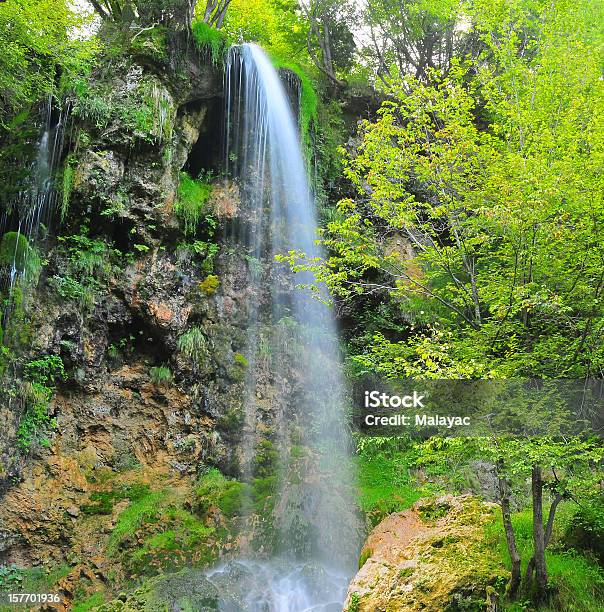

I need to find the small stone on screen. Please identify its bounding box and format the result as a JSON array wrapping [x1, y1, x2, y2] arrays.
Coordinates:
[[66, 506, 80, 518]]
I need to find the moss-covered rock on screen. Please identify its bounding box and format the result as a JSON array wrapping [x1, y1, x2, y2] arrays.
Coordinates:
[[344, 495, 509, 612], [94, 568, 220, 611]]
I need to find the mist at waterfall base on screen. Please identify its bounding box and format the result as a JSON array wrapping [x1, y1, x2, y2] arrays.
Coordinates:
[[204, 44, 360, 611]]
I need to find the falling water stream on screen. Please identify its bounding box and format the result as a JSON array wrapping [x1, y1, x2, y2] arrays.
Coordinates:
[[0, 96, 64, 319], [204, 44, 360, 611]]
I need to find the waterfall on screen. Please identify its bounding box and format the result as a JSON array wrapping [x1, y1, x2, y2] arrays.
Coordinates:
[[0, 96, 64, 324], [205, 44, 360, 610]]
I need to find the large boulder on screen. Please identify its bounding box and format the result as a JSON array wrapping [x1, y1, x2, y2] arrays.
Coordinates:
[[344, 495, 508, 611]]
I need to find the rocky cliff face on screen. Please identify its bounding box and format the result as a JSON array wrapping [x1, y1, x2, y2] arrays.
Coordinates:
[[0, 30, 265, 608]]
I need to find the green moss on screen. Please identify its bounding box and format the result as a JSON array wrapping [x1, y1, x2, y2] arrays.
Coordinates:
[[0, 232, 41, 280], [108, 490, 166, 553], [72, 592, 105, 612], [233, 352, 249, 368], [418, 499, 451, 523], [81, 483, 151, 517], [196, 468, 248, 518], [130, 25, 168, 61], [218, 407, 244, 432], [250, 475, 277, 513], [174, 172, 212, 235], [253, 438, 278, 478], [126, 506, 217, 576], [199, 274, 219, 295], [358, 547, 373, 569], [191, 21, 230, 65], [81, 491, 114, 515]]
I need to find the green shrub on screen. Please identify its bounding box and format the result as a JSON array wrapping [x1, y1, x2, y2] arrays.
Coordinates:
[[24, 354, 65, 386], [0, 563, 23, 591], [17, 355, 65, 451], [564, 502, 604, 564], [50, 275, 91, 304], [53, 232, 119, 311], [174, 172, 212, 235]]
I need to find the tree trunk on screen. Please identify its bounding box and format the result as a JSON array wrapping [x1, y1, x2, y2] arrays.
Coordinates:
[[523, 490, 563, 591], [204, 0, 231, 28], [497, 461, 521, 596], [531, 465, 548, 600]]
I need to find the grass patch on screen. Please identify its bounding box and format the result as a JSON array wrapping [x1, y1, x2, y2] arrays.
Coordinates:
[[80, 482, 151, 516], [149, 365, 172, 386], [72, 592, 104, 612], [108, 489, 166, 553], [486, 506, 604, 611], [174, 172, 212, 235], [356, 443, 426, 525], [191, 21, 230, 65]]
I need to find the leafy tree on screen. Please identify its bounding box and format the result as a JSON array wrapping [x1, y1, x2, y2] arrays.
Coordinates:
[[0, 0, 95, 129], [87, 0, 196, 28], [200, 0, 232, 27], [299, 0, 357, 87], [362, 0, 464, 83], [418, 434, 603, 599], [217, 0, 308, 63], [283, 0, 604, 379]]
